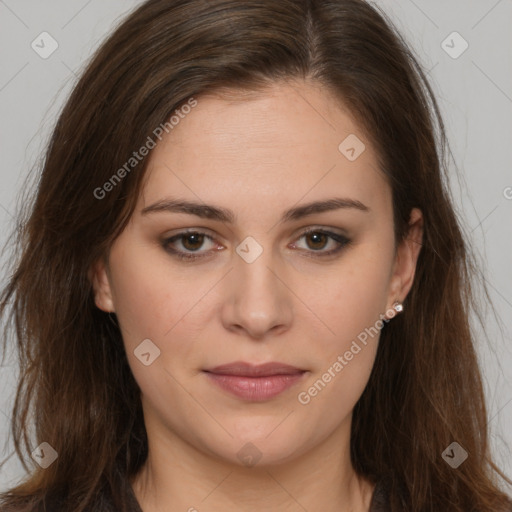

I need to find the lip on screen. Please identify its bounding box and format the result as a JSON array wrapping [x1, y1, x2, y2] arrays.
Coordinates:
[[204, 361, 305, 377], [203, 361, 307, 401]]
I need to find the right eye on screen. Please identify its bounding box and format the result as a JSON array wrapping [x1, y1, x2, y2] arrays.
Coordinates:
[[162, 230, 221, 261]]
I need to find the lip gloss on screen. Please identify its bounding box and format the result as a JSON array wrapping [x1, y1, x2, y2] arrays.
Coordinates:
[[204, 372, 306, 401]]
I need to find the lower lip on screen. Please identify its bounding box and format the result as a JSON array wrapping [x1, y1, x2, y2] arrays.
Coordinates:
[[204, 371, 306, 401]]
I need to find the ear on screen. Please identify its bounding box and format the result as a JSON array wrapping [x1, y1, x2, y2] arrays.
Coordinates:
[[88, 255, 116, 313], [386, 207, 424, 310]]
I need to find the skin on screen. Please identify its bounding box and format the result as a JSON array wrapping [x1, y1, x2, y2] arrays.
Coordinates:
[[90, 79, 423, 512]]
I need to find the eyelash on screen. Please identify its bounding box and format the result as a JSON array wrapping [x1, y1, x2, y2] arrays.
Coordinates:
[[162, 228, 352, 262]]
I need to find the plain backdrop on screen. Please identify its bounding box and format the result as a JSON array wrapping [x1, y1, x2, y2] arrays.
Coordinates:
[[0, 0, 511, 494]]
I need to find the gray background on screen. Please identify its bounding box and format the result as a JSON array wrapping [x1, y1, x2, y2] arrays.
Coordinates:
[[0, 0, 511, 493]]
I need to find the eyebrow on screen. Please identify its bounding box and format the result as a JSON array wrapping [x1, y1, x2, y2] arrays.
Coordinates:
[[140, 196, 370, 223]]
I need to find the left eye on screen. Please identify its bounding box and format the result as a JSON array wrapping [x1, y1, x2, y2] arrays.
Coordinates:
[[292, 229, 349, 253], [162, 229, 351, 261]]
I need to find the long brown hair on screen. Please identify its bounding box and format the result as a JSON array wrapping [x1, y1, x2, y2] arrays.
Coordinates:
[[1, 0, 510, 510]]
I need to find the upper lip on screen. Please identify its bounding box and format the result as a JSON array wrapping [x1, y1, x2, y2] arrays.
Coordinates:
[[204, 361, 305, 377]]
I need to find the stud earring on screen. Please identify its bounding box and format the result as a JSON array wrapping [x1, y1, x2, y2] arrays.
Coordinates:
[[392, 301, 403, 313]]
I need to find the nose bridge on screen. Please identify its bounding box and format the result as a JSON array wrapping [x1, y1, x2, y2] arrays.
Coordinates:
[[223, 236, 292, 337]]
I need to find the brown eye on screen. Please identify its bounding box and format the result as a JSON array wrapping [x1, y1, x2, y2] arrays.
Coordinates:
[[162, 231, 218, 260], [304, 232, 329, 250], [293, 229, 352, 258], [181, 233, 205, 251]]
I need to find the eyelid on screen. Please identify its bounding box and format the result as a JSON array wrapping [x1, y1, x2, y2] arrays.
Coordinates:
[[289, 227, 351, 255], [291, 225, 349, 239], [162, 226, 351, 261]]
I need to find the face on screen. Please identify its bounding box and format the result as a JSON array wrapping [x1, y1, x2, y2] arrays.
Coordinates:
[[91, 80, 422, 468]]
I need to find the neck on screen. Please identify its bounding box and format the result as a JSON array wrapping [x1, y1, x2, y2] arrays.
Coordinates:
[[131, 411, 375, 512]]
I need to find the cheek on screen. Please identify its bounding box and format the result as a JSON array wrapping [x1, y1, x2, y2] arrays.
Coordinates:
[[109, 245, 217, 374], [107, 240, 184, 348], [296, 259, 387, 420], [298, 241, 393, 406], [314, 244, 393, 342]]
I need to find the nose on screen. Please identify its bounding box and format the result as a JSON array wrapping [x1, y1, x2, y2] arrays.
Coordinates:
[[220, 246, 294, 340]]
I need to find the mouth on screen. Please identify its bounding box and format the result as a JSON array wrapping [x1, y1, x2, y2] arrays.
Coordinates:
[[202, 361, 307, 401], [203, 361, 306, 377]]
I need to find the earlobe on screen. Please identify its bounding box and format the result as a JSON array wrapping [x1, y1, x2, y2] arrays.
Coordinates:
[[388, 207, 424, 307], [88, 256, 115, 313]]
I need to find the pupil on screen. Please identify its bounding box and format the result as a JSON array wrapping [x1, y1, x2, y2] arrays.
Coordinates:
[[183, 233, 203, 251], [181, 233, 328, 252], [308, 232, 326, 250]]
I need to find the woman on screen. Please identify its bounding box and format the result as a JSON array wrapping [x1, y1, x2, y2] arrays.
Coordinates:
[[0, 0, 510, 511]]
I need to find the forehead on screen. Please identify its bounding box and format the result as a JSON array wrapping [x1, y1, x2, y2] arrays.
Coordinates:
[[139, 80, 389, 218]]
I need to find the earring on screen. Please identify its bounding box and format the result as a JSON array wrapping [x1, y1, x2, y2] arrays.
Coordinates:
[[392, 301, 403, 313]]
